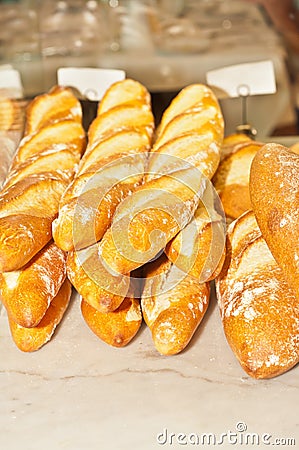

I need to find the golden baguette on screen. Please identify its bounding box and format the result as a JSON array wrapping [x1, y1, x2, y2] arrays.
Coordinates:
[[10, 120, 85, 169], [67, 242, 130, 312], [8, 279, 72, 352], [215, 210, 299, 379], [141, 254, 210, 355], [0, 174, 69, 272], [250, 143, 299, 298], [24, 85, 82, 135], [5, 148, 80, 189], [99, 84, 223, 276], [147, 84, 223, 182], [0, 214, 53, 273], [154, 83, 221, 141], [97, 78, 151, 115], [212, 134, 263, 220], [99, 167, 206, 275], [165, 181, 226, 281], [165, 204, 225, 281], [81, 280, 142, 347], [52, 79, 154, 252], [0, 241, 67, 328], [0, 86, 86, 272]]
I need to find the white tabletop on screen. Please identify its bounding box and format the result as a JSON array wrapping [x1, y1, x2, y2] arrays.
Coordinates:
[[1, 286, 298, 450]]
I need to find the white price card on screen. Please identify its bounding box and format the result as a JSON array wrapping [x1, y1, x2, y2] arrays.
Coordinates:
[[0, 67, 23, 98], [206, 60, 276, 99], [57, 67, 126, 101]]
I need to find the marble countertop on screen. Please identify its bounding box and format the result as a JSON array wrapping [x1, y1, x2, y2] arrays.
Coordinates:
[[1, 286, 298, 450]]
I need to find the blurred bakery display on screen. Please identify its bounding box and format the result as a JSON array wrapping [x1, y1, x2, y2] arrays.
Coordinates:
[[0, 0, 298, 137]]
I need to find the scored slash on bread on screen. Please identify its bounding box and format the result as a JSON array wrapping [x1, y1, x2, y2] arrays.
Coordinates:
[[215, 211, 299, 379], [11, 120, 85, 168]]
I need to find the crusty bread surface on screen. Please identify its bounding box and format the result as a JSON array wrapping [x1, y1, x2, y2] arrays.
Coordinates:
[[216, 210, 299, 379]]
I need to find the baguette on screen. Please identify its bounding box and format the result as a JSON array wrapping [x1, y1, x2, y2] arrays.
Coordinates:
[[99, 84, 223, 275], [215, 210, 299, 379], [165, 181, 226, 281], [250, 143, 299, 298], [212, 134, 263, 221], [141, 254, 210, 355], [81, 281, 142, 347], [52, 79, 154, 252], [0, 86, 86, 272], [99, 167, 207, 275], [147, 84, 223, 181], [0, 241, 67, 328], [8, 279, 72, 352], [66, 242, 130, 312], [24, 85, 82, 135]]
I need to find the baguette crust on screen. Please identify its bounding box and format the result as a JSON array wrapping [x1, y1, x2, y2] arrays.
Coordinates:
[[99, 168, 206, 275], [99, 84, 223, 276], [0, 215, 52, 272], [147, 84, 223, 182], [0, 241, 67, 328], [81, 285, 142, 347], [53, 79, 154, 252], [8, 279, 72, 352], [141, 255, 210, 355], [0, 174, 69, 271], [11, 120, 85, 169], [97, 78, 151, 115], [216, 211, 299, 379], [0, 87, 86, 272], [213, 135, 263, 220], [24, 85, 82, 135], [67, 244, 130, 312], [250, 143, 299, 297], [165, 203, 226, 281]]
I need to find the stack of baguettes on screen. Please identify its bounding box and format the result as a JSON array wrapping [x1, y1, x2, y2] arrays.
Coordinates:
[[0, 86, 86, 351], [3, 79, 298, 381], [213, 133, 299, 379], [52, 81, 225, 353]]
